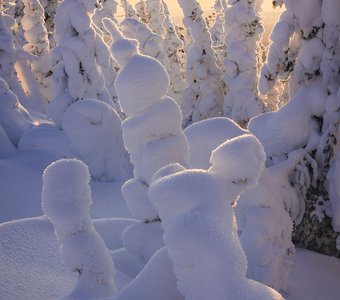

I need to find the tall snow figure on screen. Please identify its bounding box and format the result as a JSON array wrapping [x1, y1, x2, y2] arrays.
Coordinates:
[[40, 0, 60, 47], [178, 0, 224, 127], [110, 23, 189, 266], [48, 0, 119, 127], [223, 0, 265, 127], [42, 159, 116, 300], [149, 135, 284, 300]]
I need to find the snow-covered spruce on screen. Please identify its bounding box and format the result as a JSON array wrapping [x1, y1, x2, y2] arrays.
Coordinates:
[[223, 0, 266, 127], [42, 159, 116, 299], [135, 0, 149, 23], [178, 0, 224, 127], [3, 0, 26, 46], [149, 135, 284, 300], [145, 0, 164, 36], [22, 0, 53, 108], [251, 0, 340, 256], [210, 0, 226, 48], [112, 33, 189, 265], [40, 0, 59, 48], [0, 12, 34, 105], [162, 4, 185, 105], [0, 77, 33, 146], [47, 0, 118, 127], [62, 99, 132, 182]]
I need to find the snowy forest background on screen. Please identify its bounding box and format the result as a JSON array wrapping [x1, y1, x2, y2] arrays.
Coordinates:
[[1, 0, 340, 299]]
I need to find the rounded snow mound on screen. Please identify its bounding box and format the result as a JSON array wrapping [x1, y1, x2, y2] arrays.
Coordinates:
[[184, 117, 248, 169], [115, 54, 170, 116], [111, 38, 139, 67], [209, 134, 266, 188]]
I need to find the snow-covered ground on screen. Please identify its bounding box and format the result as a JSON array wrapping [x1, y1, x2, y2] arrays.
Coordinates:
[[1, 148, 340, 300]]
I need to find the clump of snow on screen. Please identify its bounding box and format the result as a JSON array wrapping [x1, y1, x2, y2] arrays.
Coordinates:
[[249, 79, 327, 158], [19, 123, 73, 158], [115, 55, 169, 117], [236, 168, 295, 291], [62, 99, 132, 182], [42, 159, 116, 299], [149, 134, 284, 299], [184, 117, 248, 169]]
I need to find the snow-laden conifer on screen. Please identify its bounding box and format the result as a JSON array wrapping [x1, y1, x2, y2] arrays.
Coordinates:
[[22, 0, 53, 107], [145, 0, 164, 36], [40, 0, 59, 48], [223, 0, 265, 127], [162, 3, 185, 105], [149, 135, 284, 300], [178, 0, 224, 127], [42, 159, 116, 299], [47, 0, 119, 126], [250, 0, 340, 257]]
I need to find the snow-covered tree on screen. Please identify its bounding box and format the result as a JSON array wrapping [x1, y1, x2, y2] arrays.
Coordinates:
[[40, 0, 59, 48], [62, 99, 132, 182], [0, 11, 44, 112], [149, 135, 284, 300], [210, 0, 226, 48], [178, 0, 224, 127], [47, 0, 119, 127], [22, 0, 53, 108], [42, 158, 116, 299], [250, 0, 340, 257], [223, 0, 266, 128], [145, 0, 164, 36], [3, 0, 26, 46], [162, 4, 185, 105], [107, 28, 190, 270], [135, 0, 149, 23]]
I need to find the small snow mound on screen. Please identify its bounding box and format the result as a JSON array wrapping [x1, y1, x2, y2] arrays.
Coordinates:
[[111, 38, 139, 67], [209, 134, 266, 189], [115, 54, 170, 116], [184, 117, 248, 169], [62, 99, 132, 182]]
